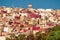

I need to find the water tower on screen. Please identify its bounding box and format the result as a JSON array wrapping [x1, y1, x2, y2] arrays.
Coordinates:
[[28, 4, 32, 8]]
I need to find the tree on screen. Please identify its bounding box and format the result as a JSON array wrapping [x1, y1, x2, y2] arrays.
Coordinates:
[[6, 33, 18, 40], [6, 37, 11, 40], [50, 25, 60, 31], [35, 32, 47, 40], [46, 31, 60, 40], [18, 34, 26, 40], [26, 33, 35, 40]]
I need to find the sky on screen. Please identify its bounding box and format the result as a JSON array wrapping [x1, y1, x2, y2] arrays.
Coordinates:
[[0, 0, 60, 9]]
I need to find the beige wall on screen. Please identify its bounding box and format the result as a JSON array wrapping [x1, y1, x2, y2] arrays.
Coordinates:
[[0, 36, 5, 40]]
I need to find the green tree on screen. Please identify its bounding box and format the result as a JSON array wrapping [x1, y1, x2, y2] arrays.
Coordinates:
[[46, 31, 60, 40], [50, 25, 60, 31], [18, 34, 26, 40], [6, 33, 18, 40], [26, 33, 35, 40], [35, 32, 47, 40]]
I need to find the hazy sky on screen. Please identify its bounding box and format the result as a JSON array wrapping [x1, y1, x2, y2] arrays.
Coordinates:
[[0, 0, 60, 9]]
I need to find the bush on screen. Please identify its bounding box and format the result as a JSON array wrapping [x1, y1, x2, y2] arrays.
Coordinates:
[[6, 33, 26, 40], [35, 32, 47, 40], [10, 34, 18, 40], [18, 34, 26, 40], [6, 33, 18, 40], [26, 33, 35, 40], [6, 37, 11, 40], [50, 25, 60, 31], [46, 31, 60, 40]]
